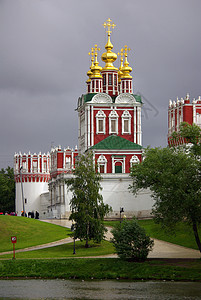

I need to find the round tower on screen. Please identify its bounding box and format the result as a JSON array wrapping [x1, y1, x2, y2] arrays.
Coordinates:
[[14, 151, 50, 217]]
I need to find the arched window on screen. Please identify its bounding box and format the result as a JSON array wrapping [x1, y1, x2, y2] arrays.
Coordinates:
[[121, 110, 131, 134], [96, 110, 106, 134], [109, 110, 119, 134], [130, 155, 140, 168], [97, 155, 107, 173]]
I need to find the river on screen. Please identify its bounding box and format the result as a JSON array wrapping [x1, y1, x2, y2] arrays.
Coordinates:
[[0, 279, 201, 299]]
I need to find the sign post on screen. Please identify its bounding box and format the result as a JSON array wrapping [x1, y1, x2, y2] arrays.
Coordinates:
[[11, 236, 17, 259]]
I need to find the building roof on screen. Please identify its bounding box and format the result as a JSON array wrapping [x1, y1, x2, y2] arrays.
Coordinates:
[[89, 135, 142, 150]]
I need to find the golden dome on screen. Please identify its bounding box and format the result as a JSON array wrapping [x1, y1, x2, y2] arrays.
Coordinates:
[[118, 48, 124, 82], [101, 18, 118, 71], [86, 48, 95, 82], [91, 44, 102, 78], [121, 45, 132, 79]]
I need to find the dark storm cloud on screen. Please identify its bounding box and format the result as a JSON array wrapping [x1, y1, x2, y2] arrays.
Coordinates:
[[0, 0, 201, 168]]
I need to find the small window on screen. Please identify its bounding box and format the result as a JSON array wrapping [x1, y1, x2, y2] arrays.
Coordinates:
[[114, 75, 117, 86], [33, 161, 37, 173], [108, 74, 112, 85], [111, 119, 116, 133], [98, 119, 104, 132], [124, 120, 129, 133], [100, 165, 105, 173], [103, 74, 106, 85]]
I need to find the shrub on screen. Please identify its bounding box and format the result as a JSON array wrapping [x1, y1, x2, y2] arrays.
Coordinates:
[[111, 217, 154, 261]]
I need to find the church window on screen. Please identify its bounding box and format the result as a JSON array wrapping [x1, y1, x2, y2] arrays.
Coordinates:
[[22, 161, 26, 171], [108, 74, 112, 85], [130, 155, 140, 168], [121, 110, 131, 134], [96, 110, 106, 134], [114, 75, 117, 86], [97, 155, 107, 173], [65, 157, 71, 169], [33, 161, 37, 173], [103, 74, 106, 85], [43, 161, 47, 172], [109, 110, 119, 134]]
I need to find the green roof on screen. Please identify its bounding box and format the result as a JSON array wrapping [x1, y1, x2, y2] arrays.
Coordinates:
[[90, 135, 142, 150]]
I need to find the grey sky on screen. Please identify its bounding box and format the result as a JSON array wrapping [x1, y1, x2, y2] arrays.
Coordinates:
[[0, 0, 201, 168]]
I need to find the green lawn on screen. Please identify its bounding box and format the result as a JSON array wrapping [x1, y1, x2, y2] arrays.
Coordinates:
[[0, 216, 70, 252], [0, 258, 201, 281], [105, 219, 201, 250], [0, 240, 115, 259]]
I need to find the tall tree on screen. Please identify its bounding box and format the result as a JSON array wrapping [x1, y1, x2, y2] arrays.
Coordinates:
[[66, 152, 111, 248], [0, 167, 15, 213], [129, 147, 201, 253]]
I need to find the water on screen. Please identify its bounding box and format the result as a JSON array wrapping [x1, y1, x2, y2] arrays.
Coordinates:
[[0, 279, 201, 299]]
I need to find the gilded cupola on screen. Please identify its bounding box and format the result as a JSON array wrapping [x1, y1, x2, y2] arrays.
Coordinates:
[[101, 18, 118, 71], [121, 45, 132, 78]]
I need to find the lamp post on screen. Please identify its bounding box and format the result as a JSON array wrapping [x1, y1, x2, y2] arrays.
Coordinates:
[[120, 207, 124, 223], [19, 167, 26, 217]]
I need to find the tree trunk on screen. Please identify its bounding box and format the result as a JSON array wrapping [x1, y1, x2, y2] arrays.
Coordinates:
[[85, 238, 89, 248], [192, 221, 201, 253]]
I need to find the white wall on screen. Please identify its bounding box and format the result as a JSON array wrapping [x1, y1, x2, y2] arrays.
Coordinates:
[[15, 181, 49, 217]]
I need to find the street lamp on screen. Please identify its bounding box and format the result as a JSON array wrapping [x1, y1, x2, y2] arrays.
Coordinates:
[[120, 207, 124, 223]]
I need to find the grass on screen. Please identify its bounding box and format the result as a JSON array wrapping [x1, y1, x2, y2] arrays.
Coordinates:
[[0, 258, 201, 281], [0, 216, 70, 252], [0, 240, 115, 259], [104, 219, 201, 250]]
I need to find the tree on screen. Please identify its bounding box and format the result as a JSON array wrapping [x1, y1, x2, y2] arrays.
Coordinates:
[[66, 152, 112, 248], [0, 167, 15, 213], [111, 217, 154, 261], [129, 146, 201, 253], [172, 122, 201, 156]]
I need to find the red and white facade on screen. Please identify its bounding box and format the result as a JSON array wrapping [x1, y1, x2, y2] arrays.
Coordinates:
[[14, 18, 155, 219], [168, 93, 201, 145]]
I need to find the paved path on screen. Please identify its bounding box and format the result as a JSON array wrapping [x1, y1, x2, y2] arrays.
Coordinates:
[[0, 219, 200, 258]]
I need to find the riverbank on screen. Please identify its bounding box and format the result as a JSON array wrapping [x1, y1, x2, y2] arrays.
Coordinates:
[[0, 258, 201, 281]]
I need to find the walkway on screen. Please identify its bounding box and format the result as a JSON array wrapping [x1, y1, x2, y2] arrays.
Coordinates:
[[0, 219, 200, 258]]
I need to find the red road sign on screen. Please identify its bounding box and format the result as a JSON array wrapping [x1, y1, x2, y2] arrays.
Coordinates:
[[11, 236, 17, 244]]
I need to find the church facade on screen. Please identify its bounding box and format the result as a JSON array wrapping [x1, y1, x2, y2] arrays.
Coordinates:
[[14, 19, 154, 219]]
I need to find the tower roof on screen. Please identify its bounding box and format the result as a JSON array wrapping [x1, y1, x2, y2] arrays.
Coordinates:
[[89, 135, 142, 150]]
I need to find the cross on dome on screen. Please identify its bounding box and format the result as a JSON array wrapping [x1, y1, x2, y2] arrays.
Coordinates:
[[103, 18, 116, 36]]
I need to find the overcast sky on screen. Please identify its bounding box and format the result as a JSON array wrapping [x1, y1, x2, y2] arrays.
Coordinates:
[[0, 0, 201, 169]]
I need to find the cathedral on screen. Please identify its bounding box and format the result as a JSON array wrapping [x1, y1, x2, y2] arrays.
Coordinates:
[[14, 19, 156, 219]]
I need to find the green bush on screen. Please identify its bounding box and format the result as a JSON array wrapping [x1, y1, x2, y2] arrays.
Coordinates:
[[111, 217, 154, 261]]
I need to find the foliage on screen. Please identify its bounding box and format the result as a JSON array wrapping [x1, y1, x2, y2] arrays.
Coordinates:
[[172, 122, 201, 156], [0, 258, 201, 281], [66, 152, 112, 248], [111, 217, 154, 261], [129, 146, 201, 252], [0, 167, 15, 213]]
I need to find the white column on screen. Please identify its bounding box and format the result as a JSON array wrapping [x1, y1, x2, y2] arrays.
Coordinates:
[[193, 104, 196, 124], [38, 155, 40, 173], [123, 156, 125, 173], [63, 151, 65, 169], [112, 156, 115, 173], [87, 106, 91, 148], [134, 106, 136, 143], [30, 155, 33, 173], [91, 105, 94, 147], [26, 154, 28, 172]]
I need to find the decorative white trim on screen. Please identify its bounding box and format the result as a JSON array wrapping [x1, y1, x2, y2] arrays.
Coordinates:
[[121, 110, 131, 134], [115, 93, 136, 104], [97, 154, 107, 173], [109, 110, 119, 134], [90, 93, 113, 103], [130, 155, 140, 168], [96, 110, 106, 134]]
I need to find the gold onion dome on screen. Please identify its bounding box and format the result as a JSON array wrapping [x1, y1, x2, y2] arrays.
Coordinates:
[[121, 45, 132, 78], [91, 44, 102, 78], [86, 48, 95, 82], [101, 18, 118, 71], [117, 48, 124, 82]]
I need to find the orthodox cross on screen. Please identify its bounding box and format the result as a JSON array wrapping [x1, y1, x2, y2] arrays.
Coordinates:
[[103, 18, 116, 36]]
